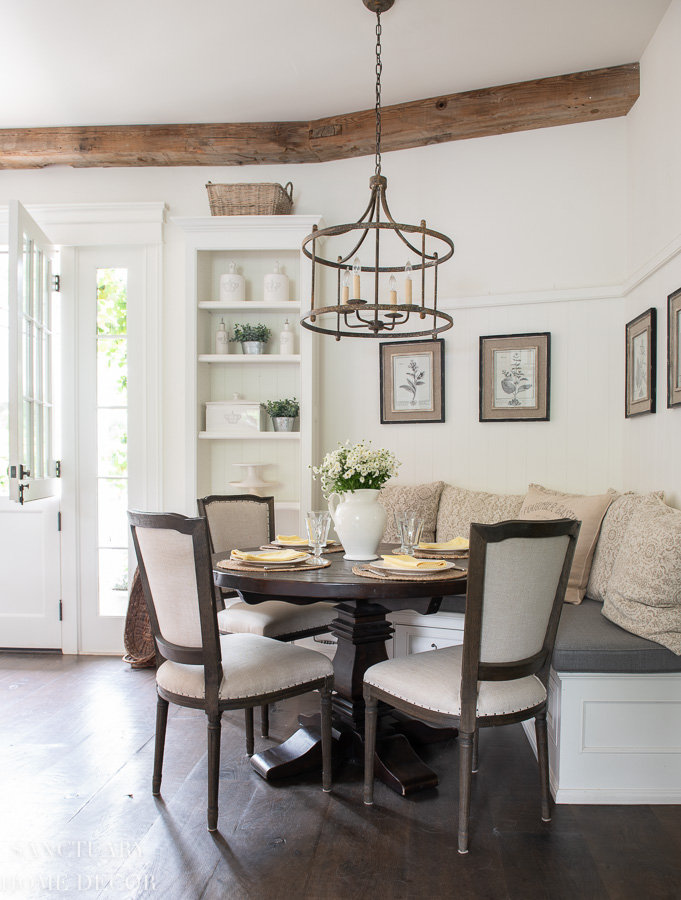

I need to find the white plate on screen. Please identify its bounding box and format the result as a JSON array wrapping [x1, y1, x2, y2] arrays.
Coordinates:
[[272, 539, 336, 548], [231, 551, 312, 566], [373, 559, 460, 575]]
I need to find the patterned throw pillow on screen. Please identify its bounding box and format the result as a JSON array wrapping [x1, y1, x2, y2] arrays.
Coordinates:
[[379, 482, 445, 543], [518, 483, 615, 605], [435, 485, 525, 541], [587, 491, 665, 602], [602, 499, 681, 655]]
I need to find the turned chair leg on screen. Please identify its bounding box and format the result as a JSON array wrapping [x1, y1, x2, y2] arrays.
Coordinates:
[[152, 695, 169, 796], [458, 730, 475, 854], [472, 726, 479, 774], [260, 703, 270, 738], [207, 714, 222, 832], [245, 707, 255, 756], [363, 694, 379, 805], [535, 710, 552, 822], [320, 689, 333, 793]]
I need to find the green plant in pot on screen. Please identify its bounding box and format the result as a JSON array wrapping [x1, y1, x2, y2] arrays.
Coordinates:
[[261, 397, 299, 432], [230, 323, 272, 355]]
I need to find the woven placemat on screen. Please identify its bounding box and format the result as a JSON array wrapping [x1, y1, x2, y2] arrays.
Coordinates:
[[352, 564, 467, 582], [413, 549, 468, 560], [261, 543, 345, 554], [217, 558, 331, 573]]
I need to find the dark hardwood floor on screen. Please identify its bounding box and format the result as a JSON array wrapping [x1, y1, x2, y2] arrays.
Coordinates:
[[1, 652, 680, 900]]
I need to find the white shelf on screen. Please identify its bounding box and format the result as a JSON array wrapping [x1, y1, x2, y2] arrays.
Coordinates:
[[199, 301, 301, 312], [198, 431, 301, 440], [198, 353, 300, 364]]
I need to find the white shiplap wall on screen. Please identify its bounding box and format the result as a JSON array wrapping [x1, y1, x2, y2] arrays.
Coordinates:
[[319, 288, 626, 497]]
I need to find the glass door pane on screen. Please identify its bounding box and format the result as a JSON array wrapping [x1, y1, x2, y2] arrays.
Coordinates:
[[96, 268, 128, 616]]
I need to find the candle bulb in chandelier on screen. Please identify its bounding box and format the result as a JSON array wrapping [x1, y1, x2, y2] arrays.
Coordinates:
[[389, 275, 397, 305], [342, 268, 351, 304], [352, 257, 361, 300], [404, 260, 413, 304]]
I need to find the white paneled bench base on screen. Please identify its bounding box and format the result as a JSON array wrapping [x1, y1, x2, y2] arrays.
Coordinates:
[[521, 598, 681, 805], [523, 670, 681, 805]]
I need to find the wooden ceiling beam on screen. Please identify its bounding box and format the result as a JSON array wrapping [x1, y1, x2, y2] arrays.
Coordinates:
[[0, 63, 639, 170]]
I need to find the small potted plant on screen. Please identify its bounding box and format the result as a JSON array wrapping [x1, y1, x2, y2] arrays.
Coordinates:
[[230, 322, 272, 355], [261, 397, 299, 432]]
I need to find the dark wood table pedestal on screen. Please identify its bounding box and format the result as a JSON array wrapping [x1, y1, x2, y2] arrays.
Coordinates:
[[214, 549, 466, 795]]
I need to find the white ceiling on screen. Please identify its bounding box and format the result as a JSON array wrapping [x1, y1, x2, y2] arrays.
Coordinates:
[[0, 0, 671, 130]]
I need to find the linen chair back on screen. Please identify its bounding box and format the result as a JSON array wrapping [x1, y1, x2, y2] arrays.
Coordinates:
[[128, 511, 221, 675], [461, 518, 579, 728], [197, 495, 275, 554], [479, 534, 573, 663]]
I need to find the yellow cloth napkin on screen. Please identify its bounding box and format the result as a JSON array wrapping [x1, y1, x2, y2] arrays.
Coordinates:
[[418, 537, 469, 551], [276, 534, 335, 545], [381, 554, 449, 570], [232, 548, 307, 562]]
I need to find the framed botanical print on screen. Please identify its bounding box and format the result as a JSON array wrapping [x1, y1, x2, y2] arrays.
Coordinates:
[[379, 339, 445, 424], [479, 332, 550, 422], [668, 288, 681, 409], [625, 307, 656, 417]]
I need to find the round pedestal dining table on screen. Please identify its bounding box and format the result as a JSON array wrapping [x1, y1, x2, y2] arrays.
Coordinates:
[[213, 544, 467, 796]]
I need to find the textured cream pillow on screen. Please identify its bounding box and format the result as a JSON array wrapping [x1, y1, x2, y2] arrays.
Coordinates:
[[602, 499, 681, 655], [587, 491, 665, 602], [519, 484, 615, 604], [435, 485, 525, 541], [379, 482, 445, 543]]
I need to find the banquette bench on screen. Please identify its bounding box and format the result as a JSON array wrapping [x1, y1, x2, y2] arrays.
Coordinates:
[[377, 481, 681, 804]]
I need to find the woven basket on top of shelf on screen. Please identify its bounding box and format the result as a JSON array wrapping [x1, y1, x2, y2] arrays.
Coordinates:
[[206, 181, 294, 216]]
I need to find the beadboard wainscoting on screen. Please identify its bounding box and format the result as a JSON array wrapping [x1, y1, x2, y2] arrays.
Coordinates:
[[319, 287, 627, 498]]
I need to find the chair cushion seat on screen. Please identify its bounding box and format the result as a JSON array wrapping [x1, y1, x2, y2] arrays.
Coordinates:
[[364, 644, 546, 718], [157, 633, 333, 702], [217, 600, 335, 638]]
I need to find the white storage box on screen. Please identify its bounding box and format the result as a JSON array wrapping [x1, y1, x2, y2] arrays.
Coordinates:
[[205, 400, 266, 435]]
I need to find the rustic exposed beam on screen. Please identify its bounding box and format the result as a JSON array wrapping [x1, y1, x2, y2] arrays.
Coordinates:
[[0, 64, 639, 170]]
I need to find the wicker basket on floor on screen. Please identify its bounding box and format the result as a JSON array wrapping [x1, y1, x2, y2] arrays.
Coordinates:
[[206, 181, 294, 216]]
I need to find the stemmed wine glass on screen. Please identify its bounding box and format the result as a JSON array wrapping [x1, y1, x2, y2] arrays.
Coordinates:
[[306, 510, 331, 562]]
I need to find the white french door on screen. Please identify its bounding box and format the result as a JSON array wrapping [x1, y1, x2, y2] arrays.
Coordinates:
[[0, 202, 62, 649]]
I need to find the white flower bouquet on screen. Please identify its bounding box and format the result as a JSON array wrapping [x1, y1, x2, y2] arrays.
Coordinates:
[[312, 440, 400, 497]]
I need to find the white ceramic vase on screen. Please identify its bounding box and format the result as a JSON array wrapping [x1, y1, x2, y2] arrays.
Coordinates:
[[328, 489, 387, 561]]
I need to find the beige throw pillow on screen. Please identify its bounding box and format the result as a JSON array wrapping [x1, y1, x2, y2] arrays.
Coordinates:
[[602, 499, 681, 655], [587, 491, 665, 602], [379, 482, 445, 543], [435, 485, 525, 541], [519, 484, 615, 604]]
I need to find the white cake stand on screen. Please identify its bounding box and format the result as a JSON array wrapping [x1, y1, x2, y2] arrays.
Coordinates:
[[229, 463, 277, 496]]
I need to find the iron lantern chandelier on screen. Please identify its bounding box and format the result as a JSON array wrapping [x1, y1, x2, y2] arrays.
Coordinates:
[[300, 0, 454, 341]]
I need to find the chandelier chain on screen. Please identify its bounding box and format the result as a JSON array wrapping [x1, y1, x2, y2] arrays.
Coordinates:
[[375, 12, 382, 176]]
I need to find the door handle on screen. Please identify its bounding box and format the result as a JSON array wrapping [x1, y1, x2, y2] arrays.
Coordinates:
[[18, 482, 30, 505], [19, 464, 31, 479]]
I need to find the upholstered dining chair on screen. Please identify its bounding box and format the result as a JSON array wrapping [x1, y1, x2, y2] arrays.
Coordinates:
[[129, 510, 334, 832], [197, 494, 337, 737], [363, 518, 579, 854]]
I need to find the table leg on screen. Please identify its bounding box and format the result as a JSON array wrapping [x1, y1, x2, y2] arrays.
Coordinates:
[[250, 600, 443, 794]]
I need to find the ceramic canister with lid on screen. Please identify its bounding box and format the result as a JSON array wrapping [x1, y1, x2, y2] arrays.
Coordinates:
[[263, 261, 289, 303], [219, 262, 245, 303]]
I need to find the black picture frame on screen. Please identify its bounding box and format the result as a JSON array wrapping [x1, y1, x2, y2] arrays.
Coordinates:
[[668, 288, 681, 409], [479, 332, 551, 422], [379, 339, 445, 424], [625, 307, 656, 418]]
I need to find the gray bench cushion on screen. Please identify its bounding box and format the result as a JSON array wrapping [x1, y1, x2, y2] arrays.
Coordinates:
[[553, 598, 681, 674], [439, 596, 681, 673]]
